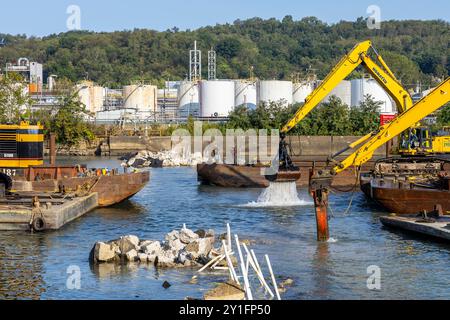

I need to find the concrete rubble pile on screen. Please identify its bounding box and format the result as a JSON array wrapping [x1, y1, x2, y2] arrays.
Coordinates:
[[120, 150, 206, 168], [90, 226, 217, 268]]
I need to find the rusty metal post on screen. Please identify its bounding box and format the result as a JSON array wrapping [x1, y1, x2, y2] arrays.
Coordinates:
[[312, 189, 330, 242], [49, 133, 56, 166], [309, 168, 330, 242]]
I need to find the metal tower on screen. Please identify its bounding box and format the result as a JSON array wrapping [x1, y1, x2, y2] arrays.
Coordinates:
[[189, 41, 201, 81], [208, 47, 216, 80]]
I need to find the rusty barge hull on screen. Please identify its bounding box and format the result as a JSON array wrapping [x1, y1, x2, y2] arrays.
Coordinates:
[[10, 167, 150, 207], [361, 178, 450, 215], [197, 162, 373, 188]]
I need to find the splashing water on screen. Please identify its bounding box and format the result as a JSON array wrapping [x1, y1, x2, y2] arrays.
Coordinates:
[[244, 181, 313, 207]]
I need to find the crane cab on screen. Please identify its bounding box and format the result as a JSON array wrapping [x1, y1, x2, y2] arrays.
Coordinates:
[[0, 122, 44, 171], [399, 126, 433, 155]]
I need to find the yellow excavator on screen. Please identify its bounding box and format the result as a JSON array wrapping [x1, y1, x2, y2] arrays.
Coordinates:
[[277, 40, 449, 176], [306, 77, 450, 240], [0, 122, 44, 190]]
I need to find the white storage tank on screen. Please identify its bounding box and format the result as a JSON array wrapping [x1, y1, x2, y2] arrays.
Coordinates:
[[322, 80, 352, 106], [77, 81, 105, 114], [351, 78, 395, 114], [199, 80, 235, 117], [123, 85, 157, 112], [257, 80, 293, 107], [178, 81, 200, 117], [293, 81, 315, 104], [235, 80, 257, 109]]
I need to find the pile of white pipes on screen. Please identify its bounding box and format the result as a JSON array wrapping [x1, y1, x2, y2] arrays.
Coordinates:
[[198, 223, 281, 301]]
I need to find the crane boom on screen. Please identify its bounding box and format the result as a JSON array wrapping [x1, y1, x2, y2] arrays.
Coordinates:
[[281, 40, 412, 133], [330, 77, 450, 174]]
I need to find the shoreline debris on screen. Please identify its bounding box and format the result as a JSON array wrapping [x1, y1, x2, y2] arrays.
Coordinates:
[[120, 150, 205, 168], [201, 223, 282, 301], [90, 223, 283, 301], [90, 226, 216, 268]]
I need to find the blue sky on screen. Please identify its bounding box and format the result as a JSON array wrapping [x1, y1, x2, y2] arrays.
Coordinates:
[[1, 0, 449, 37]]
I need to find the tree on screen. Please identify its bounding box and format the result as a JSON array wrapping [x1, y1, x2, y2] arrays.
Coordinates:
[[315, 96, 351, 135], [0, 73, 32, 123], [31, 84, 95, 149], [349, 95, 382, 135], [437, 103, 450, 126]]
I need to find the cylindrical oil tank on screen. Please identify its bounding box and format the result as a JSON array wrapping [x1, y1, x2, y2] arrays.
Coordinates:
[[322, 80, 352, 106], [77, 82, 105, 113], [351, 78, 395, 114], [199, 80, 235, 117], [257, 80, 293, 107], [123, 85, 157, 112], [235, 80, 257, 109], [178, 81, 200, 117], [293, 81, 315, 104]]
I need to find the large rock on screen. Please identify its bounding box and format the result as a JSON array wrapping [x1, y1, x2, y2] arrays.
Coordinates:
[[122, 235, 140, 247], [156, 249, 177, 268], [115, 235, 140, 254], [165, 230, 180, 242], [125, 249, 138, 262], [141, 241, 161, 255], [166, 238, 186, 253], [179, 228, 199, 244], [195, 229, 215, 239], [185, 237, 214, 259], [138, 253, 149, 263], [92, 242, 118, 263]]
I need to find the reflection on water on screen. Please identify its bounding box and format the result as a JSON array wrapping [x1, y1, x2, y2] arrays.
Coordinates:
[[0, 234, 46, 300], [0, 158, 449, 300]]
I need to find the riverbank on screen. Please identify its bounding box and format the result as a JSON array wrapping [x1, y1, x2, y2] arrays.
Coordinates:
[[48, 135, 390, 157]]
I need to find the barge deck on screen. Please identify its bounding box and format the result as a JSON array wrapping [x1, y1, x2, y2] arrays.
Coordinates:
[[0, 192, 98, 231], [380, 214, 450, 241]]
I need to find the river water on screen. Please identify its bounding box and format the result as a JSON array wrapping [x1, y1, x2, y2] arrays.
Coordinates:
[[0, 157, 449, 300]]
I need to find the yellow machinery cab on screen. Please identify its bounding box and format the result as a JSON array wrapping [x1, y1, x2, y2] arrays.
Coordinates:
[[0, 122, 44, 169]]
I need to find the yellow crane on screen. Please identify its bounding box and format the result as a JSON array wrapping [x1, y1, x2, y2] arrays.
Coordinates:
[[278, 40, 449, 172], [282, 40, 411, 133], [308, 77, 450, 241]]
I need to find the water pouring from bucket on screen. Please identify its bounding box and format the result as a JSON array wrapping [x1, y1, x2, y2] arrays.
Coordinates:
[[244, 181, 312, 207], [243, 133, 307, 207]]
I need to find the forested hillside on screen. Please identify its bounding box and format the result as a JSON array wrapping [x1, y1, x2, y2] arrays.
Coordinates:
[[0, 16, 448, 88]]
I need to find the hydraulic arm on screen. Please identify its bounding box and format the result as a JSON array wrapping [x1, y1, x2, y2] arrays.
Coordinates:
[[281, 40, 412, 134], [328, 77, 450, 175], [308, 77, 450, 242]]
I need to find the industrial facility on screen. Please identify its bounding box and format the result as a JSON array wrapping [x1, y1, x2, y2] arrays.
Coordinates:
[[3, 46, 435, 124]]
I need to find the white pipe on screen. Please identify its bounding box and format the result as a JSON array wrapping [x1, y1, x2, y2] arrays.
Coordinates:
[[227, 223, 232, 249], [235, 235, 253, 300], [250, 249, 262, 274], [243, 244, 274, 298], [265, 254, 281, 300], [198, 254, 223, 273], [222, 240, 239, 285]]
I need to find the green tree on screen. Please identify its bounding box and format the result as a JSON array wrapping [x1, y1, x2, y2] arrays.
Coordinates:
[[437, 103, 450, 126], [349, 95, 382, 135], [31, 85, 95, 149], [315, 96, 351, 135], [0, 73, 32, 123]]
